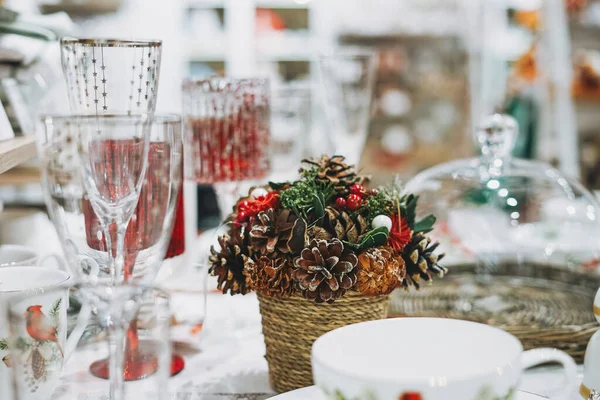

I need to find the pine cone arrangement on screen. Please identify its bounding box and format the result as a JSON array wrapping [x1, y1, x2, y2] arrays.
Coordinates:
[[292, 239, 358, 303], [322, 207, 370, 244], [244, 255, 296, 297], [208, 155, 447, 303], [402, 232, 447, 289], [209, 234, 249, 295], [356, 246, 406, 296], [249, 209, 306, 255], [300, 155, 368, 196]]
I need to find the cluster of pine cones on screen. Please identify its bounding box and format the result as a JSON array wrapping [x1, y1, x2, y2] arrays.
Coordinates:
[[209, 155, 446, 304]]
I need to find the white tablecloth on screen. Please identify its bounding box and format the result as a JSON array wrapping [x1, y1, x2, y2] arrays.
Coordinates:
[[60, 290, 585, 400], [2, 214, 589, 400]]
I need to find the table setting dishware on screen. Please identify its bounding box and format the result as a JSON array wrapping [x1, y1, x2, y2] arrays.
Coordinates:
[[5, 282, 171, 400], [394, 113, 600, 363], [183, 76, 271, 219], [0, 244, 65, 269], [311, 318, 576, 400], [37, 111, 182, 399], [318, 48, 377, 166], [269, 386, 548, 399], [0, 266, 88, 400]]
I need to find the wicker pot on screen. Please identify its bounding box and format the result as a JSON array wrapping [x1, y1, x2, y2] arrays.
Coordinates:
[[257, 291, 390, 393]]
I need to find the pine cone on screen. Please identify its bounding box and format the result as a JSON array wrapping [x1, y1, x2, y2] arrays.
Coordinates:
[[356, 246, 406, 296], [323, 207, 369, 244], [243, 255, 296, 297], [301, 155, 369, 195], [32, 348, 45, 380], [292, 238, 358, 303], [209, 234, 249, 295], [402, 232, 447, 289], [249, 209, 307, 256]]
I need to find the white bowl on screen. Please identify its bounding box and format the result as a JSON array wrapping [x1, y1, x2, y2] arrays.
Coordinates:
[[312, 318, 576, 400]]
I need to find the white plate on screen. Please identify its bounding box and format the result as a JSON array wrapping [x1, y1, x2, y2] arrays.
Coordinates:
[[270, 386, 547, 399]]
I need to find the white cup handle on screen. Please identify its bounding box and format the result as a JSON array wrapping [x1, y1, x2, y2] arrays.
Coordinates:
[[36, 253, 71, 274], [521, 348, 577, 400], [63, 302, 91, 361]]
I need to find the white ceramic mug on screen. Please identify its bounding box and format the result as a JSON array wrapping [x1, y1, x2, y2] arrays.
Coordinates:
[[0, 267, 87, 400], [312, 318, 577, 400], [0, 244, 64, 270]]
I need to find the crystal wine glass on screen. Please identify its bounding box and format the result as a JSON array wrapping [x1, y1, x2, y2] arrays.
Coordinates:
[[60, 37, 186, 378], [38, 113, 183, 399], [318, 49, 377, 166], [182, 77, 270, 219], [60, 37, 185, 264]]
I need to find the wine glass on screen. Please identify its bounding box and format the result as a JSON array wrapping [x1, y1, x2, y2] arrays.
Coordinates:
[[182, 77, 270, 219], [37, 113, 183, 399], [60, 37, 186, 266], [318, 49, 377, 166]]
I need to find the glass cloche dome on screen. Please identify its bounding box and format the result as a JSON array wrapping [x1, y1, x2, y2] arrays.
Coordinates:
[[405, 114, 600, 271]]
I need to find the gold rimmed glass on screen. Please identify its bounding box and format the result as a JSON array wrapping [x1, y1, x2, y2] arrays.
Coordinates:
[[60, 38, 162, 116]]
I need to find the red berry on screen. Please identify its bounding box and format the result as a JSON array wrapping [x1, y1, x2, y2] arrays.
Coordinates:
[[350, 184, 365, 195], [238, 200, 250, 211], [367, 188, 379, 196], [236, 211, 248, 222], [335, 197, 347, 209], [347, 194, 363, 211]]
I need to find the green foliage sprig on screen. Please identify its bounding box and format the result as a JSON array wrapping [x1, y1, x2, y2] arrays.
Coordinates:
[[361, 191, 394, 224]]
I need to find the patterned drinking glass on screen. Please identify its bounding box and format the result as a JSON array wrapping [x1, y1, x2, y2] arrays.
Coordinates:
[[60, 38, 185, 262], [8, 284, 173, 400], [60, 38, 162, 117], [318, 49, 377, 166], [183, 77, 270, 218]]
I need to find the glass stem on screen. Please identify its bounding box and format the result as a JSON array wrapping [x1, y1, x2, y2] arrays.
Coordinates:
[[214, 182, 241, 221], [108, 322, 126, 400], [103, 221, 128, 283]]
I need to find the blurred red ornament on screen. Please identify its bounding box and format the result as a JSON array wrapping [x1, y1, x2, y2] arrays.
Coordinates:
[[256, 9, 286, 32], [399, 393, 423, 400]]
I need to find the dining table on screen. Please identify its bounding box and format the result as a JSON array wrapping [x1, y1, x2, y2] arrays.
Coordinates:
[[3, 212, 590, 400]]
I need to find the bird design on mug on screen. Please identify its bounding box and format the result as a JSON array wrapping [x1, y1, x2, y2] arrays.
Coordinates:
[[25, 305, 64, 359]]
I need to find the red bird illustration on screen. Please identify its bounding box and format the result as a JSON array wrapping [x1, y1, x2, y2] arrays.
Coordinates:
[[25, 305, 63, 358]]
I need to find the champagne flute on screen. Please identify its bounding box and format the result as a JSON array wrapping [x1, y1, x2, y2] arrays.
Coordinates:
[[38, 114, 183, 399]]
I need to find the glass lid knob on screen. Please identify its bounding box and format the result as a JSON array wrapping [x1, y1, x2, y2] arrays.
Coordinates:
[[476, 113, 518, 160]]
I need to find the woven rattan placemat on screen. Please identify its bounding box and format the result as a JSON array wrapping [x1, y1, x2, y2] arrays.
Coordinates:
[[389, 263, 600, 363]]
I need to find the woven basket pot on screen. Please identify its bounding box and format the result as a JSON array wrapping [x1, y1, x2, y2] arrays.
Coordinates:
[[257, 291, 390, 393]]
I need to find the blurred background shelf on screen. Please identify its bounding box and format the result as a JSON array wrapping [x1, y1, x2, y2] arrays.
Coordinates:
[[39, 0, 123, 16], [184, 0, 225, 9], [0, 136, 36, 175], [255, 0, 311, 9], [0, 166, 40, 185]]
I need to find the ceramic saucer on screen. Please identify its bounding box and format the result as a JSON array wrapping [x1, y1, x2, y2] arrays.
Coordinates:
[[270, 386, 547, 399]]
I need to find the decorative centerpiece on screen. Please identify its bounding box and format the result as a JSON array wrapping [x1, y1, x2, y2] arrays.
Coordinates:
[[208, 155, 447, 392]]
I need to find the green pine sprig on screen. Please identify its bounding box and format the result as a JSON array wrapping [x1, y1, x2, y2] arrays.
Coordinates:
[[49, 298, 62, 322]]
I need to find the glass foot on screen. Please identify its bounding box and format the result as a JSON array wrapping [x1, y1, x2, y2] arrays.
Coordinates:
[[90, 341, 185, 380]]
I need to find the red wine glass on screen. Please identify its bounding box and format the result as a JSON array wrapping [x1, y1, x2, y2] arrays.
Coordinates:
[[38, 114, 183, 399]]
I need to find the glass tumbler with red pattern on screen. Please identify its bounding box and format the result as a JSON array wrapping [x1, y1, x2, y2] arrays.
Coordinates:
[[183, 77, 271, 219]]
